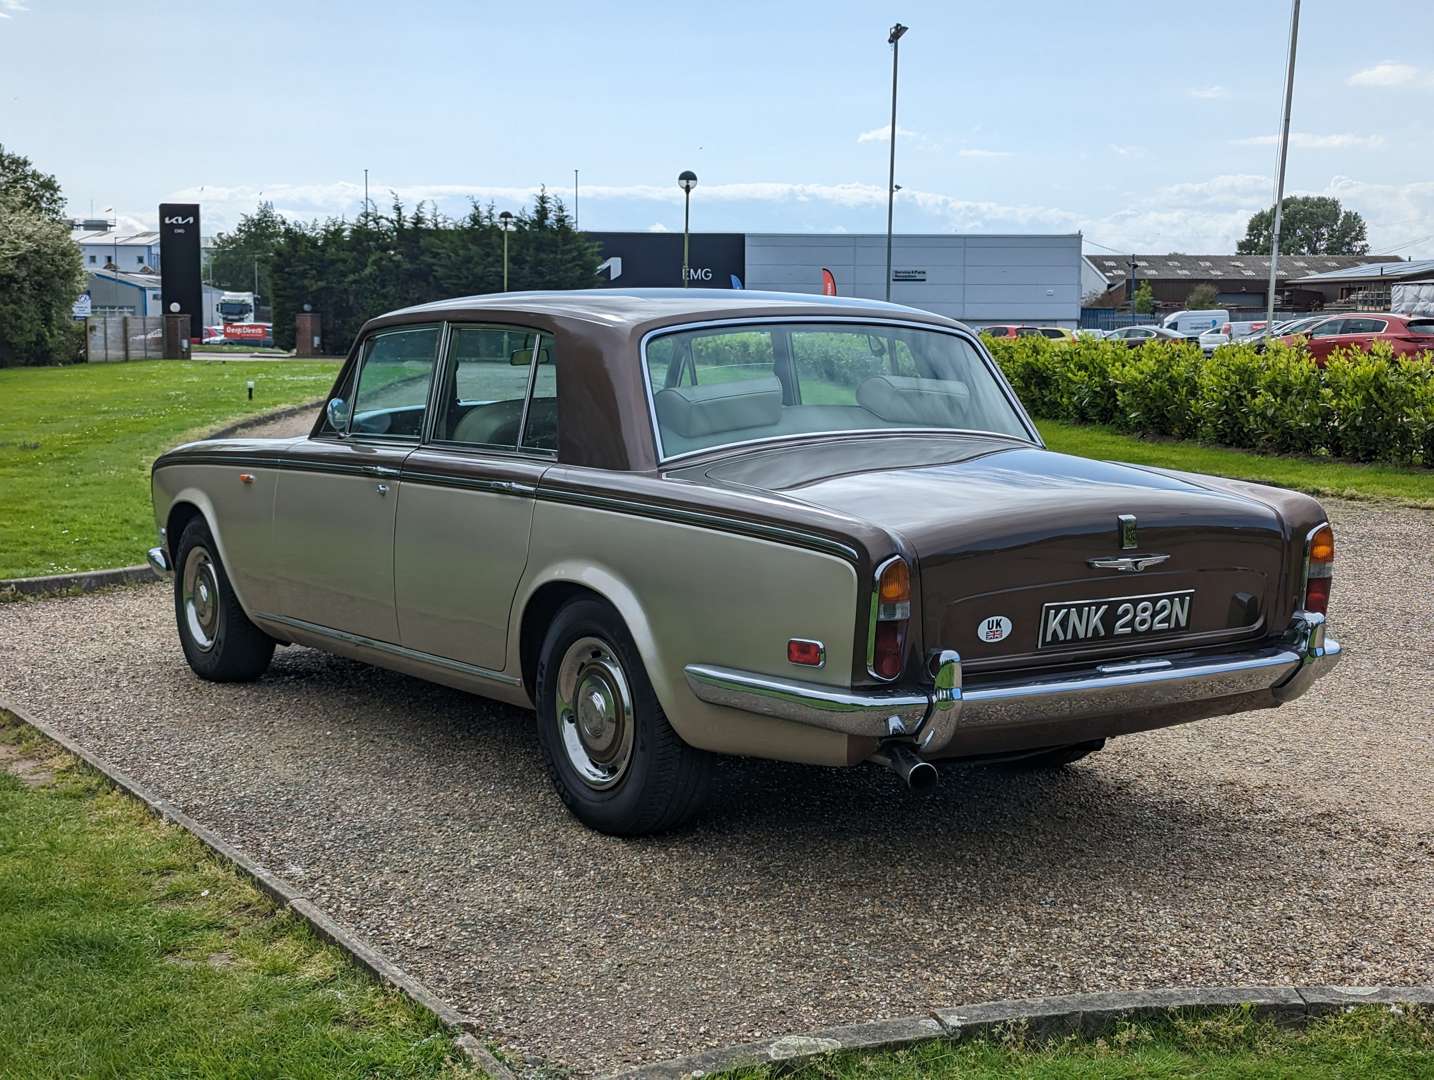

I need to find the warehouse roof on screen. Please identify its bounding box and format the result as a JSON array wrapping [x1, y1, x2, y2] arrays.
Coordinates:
[[1286, 258, 1434, 285], [1087, 253, 1402, 286]]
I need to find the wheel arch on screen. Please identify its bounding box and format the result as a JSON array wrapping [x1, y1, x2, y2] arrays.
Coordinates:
[[514, 563, 662, 707], [160, 488, 255, 616]]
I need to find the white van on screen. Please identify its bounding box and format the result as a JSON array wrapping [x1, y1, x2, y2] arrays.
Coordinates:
[[1162, 309, 1230, 337]]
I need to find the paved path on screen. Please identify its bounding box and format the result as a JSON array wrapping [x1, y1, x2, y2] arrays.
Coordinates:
[[1, 498, 1430, 1075]]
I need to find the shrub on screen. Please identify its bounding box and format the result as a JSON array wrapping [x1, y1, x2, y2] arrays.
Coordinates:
[[985, 332, 1434, 468], [1113, 345, 1202, 438], [1322, 343, 1434, 464]]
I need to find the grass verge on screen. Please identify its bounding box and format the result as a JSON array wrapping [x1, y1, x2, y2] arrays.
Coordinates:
[[0, 715, 471, 1079], [1039, 419, 1434, 506], [0, 360, 340, 579], [730, 1006, 1434, 1079]]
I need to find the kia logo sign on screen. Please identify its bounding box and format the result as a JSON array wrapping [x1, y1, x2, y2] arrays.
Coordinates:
[[164, 216, 195, 225]]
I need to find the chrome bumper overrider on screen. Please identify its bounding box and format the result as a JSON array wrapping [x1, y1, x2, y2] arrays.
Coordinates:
[[146, 545, 173, 579], [684, 613, 1341, 756]]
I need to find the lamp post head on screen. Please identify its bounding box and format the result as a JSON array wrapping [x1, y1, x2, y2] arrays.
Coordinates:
[[888, 22, 908, 44], [678, 170, 698, 193], [498, 210, 514, 230]]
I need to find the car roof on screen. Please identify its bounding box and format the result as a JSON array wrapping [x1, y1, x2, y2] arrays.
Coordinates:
[[375, 288, 957, 331]]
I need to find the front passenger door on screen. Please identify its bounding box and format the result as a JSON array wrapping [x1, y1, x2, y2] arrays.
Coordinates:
[[272, 324, 442, 643]]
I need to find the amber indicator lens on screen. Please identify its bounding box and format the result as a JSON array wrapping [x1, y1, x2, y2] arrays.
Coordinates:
[[787, 639, 824, 667], [877, 559, 912, 621], [1308, 525, 1334, 566], [1304, 525, 1334, 614]]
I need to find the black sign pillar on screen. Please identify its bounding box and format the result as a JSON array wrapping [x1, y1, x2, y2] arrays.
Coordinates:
[[159, 203, 203, 339]]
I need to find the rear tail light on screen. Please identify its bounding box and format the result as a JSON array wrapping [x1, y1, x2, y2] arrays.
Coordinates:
[[869, 556, 912, 680], [1303, 523, 1334, 615]]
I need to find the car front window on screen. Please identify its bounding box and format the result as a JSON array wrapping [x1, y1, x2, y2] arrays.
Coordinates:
[[644, 321, 1032, 459]]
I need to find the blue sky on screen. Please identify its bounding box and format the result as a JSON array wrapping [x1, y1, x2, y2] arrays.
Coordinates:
[[3, 0, 1431, 255]]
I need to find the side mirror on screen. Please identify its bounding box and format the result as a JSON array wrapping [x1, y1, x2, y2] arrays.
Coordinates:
[[326, 397, 351, 433]]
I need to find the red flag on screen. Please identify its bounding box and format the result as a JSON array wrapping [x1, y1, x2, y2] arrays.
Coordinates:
[[820, 267, 837, 295]]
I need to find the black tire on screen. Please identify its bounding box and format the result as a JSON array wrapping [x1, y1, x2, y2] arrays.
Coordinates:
[[998, 739, 1105, 771], [173, 518, 274, 682], [534, 598, 711, 835]]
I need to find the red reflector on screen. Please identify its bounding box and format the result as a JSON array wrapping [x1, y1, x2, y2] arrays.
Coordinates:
[[787, 639, 824, 667], [872, 620, 905, 679], [1305, 575, 1331, 615]]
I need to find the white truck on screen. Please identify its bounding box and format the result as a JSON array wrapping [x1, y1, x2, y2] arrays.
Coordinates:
[[217, 291, 256, 323]]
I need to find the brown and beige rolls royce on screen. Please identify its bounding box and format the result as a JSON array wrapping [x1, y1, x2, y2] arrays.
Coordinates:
[[149, 290, 1341, 834]]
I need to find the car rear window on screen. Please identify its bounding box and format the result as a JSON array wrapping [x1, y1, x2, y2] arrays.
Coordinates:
[[1407, 319, 1434, 335]]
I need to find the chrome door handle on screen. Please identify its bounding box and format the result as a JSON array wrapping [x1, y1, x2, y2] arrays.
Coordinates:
[[362, 464, 401, 478], [375, 482, 390, 496]]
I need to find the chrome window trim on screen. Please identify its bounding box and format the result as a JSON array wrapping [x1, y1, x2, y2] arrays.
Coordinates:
[[637, 315, 1044, 465], [343, 322, 445, 444], [424, 320, 558, 461]]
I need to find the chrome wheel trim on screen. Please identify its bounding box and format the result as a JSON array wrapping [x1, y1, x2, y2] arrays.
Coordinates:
[[555, 635, 635, 791], [181, 546, 221, 652]]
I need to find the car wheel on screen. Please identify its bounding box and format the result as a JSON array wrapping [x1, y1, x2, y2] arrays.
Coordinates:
[[534, 598, 712, 835], [998, 739, 1105, 770], [174, 518, 275, 682]]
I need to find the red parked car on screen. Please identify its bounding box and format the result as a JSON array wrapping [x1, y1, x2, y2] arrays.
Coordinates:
[[1277, 313, 1434, 365]]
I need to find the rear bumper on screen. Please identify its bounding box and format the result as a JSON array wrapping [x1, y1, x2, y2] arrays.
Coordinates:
[[685, 613, 1341, 757]]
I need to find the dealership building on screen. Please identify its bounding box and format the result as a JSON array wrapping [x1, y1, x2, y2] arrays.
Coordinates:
[[587, 231, 1093, 328]]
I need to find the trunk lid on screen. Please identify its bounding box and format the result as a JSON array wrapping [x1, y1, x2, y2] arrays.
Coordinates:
[[686, 436, 1287, 671]]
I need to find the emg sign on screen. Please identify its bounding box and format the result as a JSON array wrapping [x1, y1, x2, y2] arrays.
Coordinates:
[[588, 232, 745, 289]]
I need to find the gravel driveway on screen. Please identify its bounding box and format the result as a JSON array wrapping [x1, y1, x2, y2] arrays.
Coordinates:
[[2, 497, 1431, 1075]]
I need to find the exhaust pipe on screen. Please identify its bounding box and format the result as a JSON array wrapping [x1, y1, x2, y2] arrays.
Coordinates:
[[872, 743, 939, 793]]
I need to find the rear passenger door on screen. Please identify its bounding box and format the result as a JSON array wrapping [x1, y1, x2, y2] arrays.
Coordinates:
[[1337, 316, 1388, 355], [394, 324, 557, 674]]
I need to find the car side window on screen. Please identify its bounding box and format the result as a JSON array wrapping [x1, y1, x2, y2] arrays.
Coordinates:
[[1309, 320, 1345, 338], [349, 325, 441, 438], [435, 324, 555, 452], [521, 344, 558, 453], [1342, 318, 1386, 334]]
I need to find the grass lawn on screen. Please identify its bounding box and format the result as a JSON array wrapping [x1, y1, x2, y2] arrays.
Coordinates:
[[1040, 420, 1434, 507], [0, 718, 471, 1079], [733, 1007, 1434, 1079], [0, 360, 340, 580]]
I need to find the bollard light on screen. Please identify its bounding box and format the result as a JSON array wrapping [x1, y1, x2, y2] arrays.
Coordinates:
[[246, 380, 254, 401]]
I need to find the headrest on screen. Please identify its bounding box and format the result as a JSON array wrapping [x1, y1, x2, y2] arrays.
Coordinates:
[[654, 376, 783, 439], [857, 375, 971, 427]]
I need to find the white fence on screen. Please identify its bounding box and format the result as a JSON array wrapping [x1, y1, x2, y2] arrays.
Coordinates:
[[85, 315, 166, 362]]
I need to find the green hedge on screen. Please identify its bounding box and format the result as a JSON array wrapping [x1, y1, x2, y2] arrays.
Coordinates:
[[985, 336, 1434, 468]]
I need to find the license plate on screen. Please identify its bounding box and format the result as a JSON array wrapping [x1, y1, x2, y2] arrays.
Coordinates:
[[1038, 589, 1193, 648]]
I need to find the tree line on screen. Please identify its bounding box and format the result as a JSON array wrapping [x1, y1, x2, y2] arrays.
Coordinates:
[[211, 190, 599, 351]]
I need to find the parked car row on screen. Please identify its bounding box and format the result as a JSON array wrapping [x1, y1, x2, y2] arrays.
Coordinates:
[[982, 311, 1434, 363]]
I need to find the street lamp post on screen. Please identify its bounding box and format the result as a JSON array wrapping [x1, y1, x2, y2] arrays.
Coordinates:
[[678, 171, 698, 287], [1265, 0, 1301, 328], [498, 211, 514, 291], [885, 22, 908, 303]]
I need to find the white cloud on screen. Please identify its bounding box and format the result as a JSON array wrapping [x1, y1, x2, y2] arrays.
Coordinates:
[[1188, 85, 1228, 99], [856, 124, 919, 144], [1109, 144, 1144, 158], [958, 148, 1012, 159], [1235, 132, 1385, 150], [1347, 61, 1427, 87], [646, 222, 670, 233], [0, 0, 30, 17]]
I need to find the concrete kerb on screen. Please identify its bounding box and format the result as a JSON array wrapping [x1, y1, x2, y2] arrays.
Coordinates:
[[0, 696, 516, 1080], [0, 399, 324, 602], [609, 985, 1434, 1079]]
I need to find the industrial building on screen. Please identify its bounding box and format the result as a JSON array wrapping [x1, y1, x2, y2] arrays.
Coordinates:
[[1287, 258, 1434, 314], [1085, 253, 1405, 314], [587, 231, 1088, 327], [81, 268, 227, 323], [73, 229, 163, 272]]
